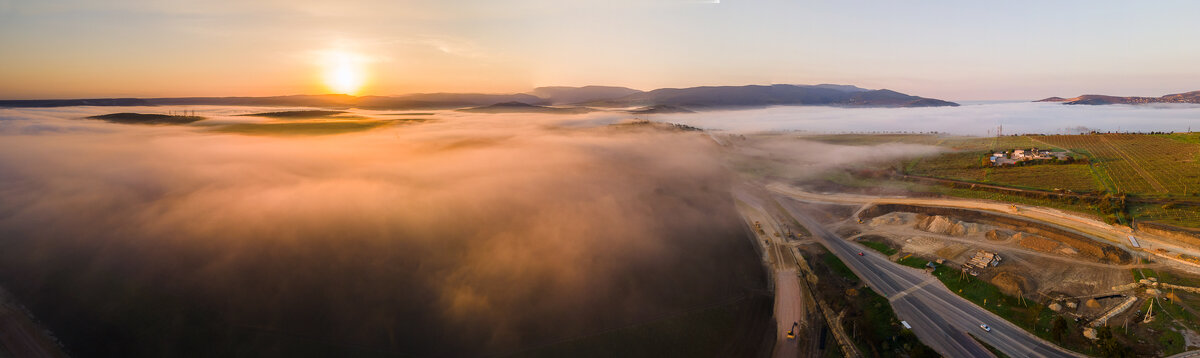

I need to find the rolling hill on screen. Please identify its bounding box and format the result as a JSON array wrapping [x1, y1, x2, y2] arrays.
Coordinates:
[[457, 101, 594, 114], [1036, 90, 1200, 105], [530, 86, 643, 105], [584, 84, 957, 108]]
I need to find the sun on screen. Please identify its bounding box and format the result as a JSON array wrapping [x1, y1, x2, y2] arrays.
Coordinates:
[[322, 51, 367, 95]]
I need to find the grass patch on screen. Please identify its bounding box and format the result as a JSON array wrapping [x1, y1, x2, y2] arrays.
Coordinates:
[[897, 255, 928, 269], [851, 287, 939, 357], [822, 253, 858, 282], [803, 247, 937, 357], [1158, 328, 1186, 356], [1130, 203, 1200, 229], [931, 266, 1033, 325], [906, 151, 989, 182], [1136, 299, 1188, 355], [859, 241, 897, 256], [1156, 132, 1200, 145], [1136, 268, 1200, 287], [985, 164, 1102, 192]]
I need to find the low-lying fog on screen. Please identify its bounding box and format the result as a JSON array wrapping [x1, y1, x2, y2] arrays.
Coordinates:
[[0, 101, 1105, 356], [0, 107, 767, 357], [654, 102, 1200, 135]]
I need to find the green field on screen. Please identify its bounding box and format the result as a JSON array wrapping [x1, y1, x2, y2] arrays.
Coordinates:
[[1130, 203, 1200, 229], [1039, 134, 1200, 197], [850, 287, 938, 357], [858, 239, 898, 256], [906, 135, 1101, 193], [822, 253, 858, 281], [907, 151, 990, 181], [905, 134, 1200, 197], [897, 255, 929, 269], [1158, 132, 1200, 145], [891, 133, 1200, 228], [985, 164, 1103, 192]]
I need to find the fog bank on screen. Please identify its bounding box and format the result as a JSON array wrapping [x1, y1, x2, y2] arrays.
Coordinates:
[[0, 108, 764, 357], [653, 102, 1200, 135]]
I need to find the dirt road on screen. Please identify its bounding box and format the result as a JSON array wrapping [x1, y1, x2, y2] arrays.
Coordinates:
[[773, 269, 801, 358], [766, 182, 1200, 270], [734, 186, 813, 358]]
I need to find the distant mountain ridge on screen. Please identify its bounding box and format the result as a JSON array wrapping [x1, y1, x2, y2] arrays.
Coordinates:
[[457, 101, 594, 114], [530, 86, 642, 105], [1036, 91, 1200, 105], [0, 84, 957, 110], [0, 98, 152, 107], [586, 84, 956, 108]]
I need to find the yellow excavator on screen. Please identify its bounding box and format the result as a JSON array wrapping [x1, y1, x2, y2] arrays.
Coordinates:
[[786, 322, 798, 340]]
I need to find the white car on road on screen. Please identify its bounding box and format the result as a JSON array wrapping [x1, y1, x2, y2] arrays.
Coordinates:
[[979, 323, 991, 332]]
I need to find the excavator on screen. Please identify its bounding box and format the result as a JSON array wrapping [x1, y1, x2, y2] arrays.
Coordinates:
[[786, 322, 798, 340]]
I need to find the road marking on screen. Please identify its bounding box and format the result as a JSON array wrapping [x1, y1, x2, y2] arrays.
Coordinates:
[[889, 278, 936, 302]]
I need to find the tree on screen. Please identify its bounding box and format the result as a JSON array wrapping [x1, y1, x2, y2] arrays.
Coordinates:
[[1050, 316, 1068, 341], [1094, 327, 1133, 358]]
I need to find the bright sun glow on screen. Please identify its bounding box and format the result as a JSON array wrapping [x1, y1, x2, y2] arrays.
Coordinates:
[[322, 51, 367, 95]]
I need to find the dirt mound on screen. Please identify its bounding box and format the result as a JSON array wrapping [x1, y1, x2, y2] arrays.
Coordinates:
[[991, 272, 1028, 297], [985, 229, 1014, 241], [1016, 233, 1061, 253], [861, 203, 1133, 264], [868, 212, 911, 227], [914, 215, 983, 237], [915, 215, 956, 234], [1086, 298, 1101, 309], [950, 222, 983, 236]]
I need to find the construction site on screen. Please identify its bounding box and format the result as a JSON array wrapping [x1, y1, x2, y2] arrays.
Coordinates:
[[835, 201, 1200, 356]]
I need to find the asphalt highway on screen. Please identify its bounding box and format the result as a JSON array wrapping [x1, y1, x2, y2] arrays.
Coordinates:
[[777, 197, 1082, 358]]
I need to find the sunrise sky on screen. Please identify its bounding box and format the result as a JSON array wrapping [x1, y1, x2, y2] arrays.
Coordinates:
[[1, 0, 1198, 100]]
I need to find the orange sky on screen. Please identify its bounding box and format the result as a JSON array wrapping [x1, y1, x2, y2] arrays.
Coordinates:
[[1, 0, 1198, 100]]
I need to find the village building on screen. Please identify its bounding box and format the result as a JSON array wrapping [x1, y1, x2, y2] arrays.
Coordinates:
[[990, 147, 1071, 166]]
